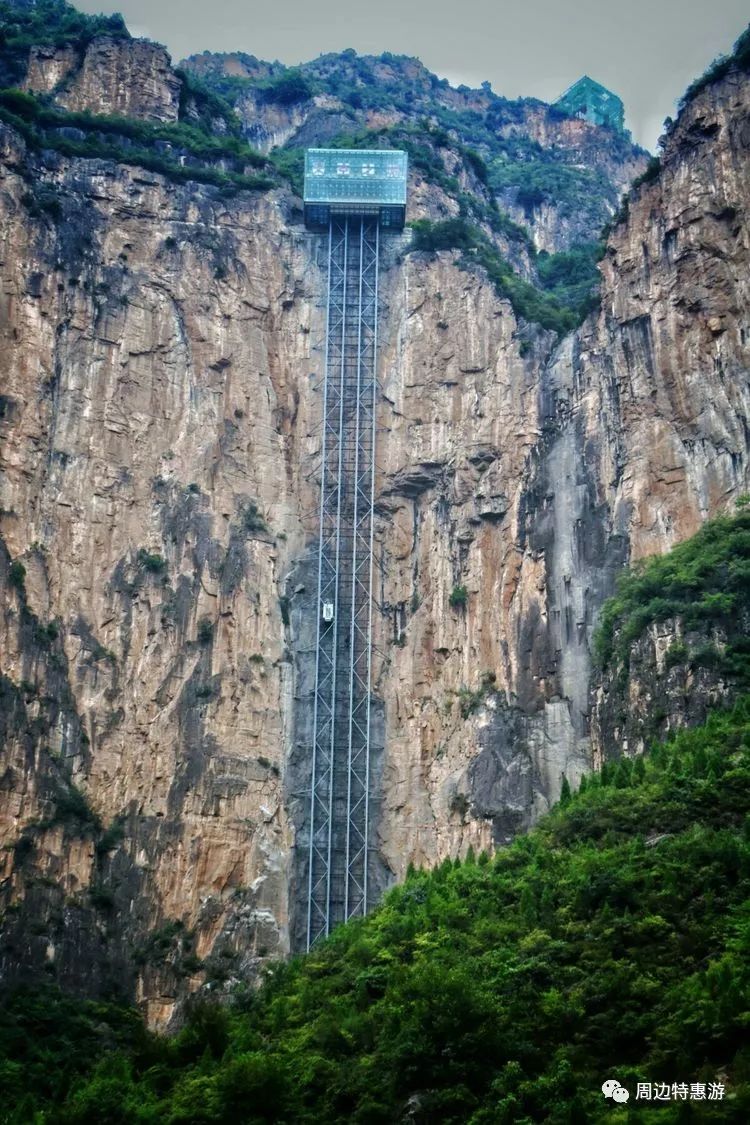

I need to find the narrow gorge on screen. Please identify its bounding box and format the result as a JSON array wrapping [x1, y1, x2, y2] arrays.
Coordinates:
[[0, 1, 749, 1035]]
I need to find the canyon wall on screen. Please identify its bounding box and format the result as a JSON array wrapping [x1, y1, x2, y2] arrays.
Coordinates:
[[24, 37, 182, 123], [0, 43, 748, 1023]]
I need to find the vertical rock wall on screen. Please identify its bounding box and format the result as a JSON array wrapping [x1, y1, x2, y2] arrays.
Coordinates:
[[0, 63, 748, 1020], [24, 38, 182, 123]]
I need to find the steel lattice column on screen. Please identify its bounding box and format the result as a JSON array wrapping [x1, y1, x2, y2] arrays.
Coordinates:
[[307, 215, 380, 949]]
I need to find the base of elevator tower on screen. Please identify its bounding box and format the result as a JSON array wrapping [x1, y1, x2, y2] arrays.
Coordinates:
[[305, 214, 381, 950]]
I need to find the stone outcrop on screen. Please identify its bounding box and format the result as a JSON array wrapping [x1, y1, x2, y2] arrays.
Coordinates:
[[0, 49, 748, 1025], [24, 37, 182, 123], [591, 613, 749, 765]]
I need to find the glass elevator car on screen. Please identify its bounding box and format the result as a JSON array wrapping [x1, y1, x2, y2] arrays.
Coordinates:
[[303, 148, 408, 231]]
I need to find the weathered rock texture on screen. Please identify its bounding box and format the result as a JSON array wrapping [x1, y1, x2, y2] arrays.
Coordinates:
[[591, 612, 750, 766], [0, 51, 748, 1024], [24, 37, 182, 123], [0, 128, 314, 1024]]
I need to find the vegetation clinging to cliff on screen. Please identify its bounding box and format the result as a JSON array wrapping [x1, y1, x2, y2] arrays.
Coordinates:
[[594, 502, 750, 677], [680, 23, 750, 108], [409, 218, 588, 333], [0, 88, 273, 194], [0, 0, 129, 85]]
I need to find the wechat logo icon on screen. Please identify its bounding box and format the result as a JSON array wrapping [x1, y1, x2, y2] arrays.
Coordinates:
[[602, 1079, 630, 1103]]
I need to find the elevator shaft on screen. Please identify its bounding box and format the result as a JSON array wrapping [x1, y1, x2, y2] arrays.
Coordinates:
[[307, 215, 380, 949]]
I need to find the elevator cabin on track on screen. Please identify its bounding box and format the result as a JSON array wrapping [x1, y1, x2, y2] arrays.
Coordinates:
[[302, 148, 407, 949]]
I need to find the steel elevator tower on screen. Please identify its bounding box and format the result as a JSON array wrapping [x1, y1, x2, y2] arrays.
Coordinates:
[[303, 149, 407, 948]]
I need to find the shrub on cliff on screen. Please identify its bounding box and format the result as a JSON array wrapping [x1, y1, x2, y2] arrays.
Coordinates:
[[260, 68, 314, 106], [593, 502, 750, 676], [680, 23, 750, 108]]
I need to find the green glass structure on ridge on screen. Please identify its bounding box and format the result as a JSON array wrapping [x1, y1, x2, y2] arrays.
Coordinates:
[[304, 148, 408, 230], [554, 76, 626, 134]]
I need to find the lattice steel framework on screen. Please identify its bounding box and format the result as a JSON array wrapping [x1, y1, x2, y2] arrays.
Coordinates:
[[307, 214, 380, 949]]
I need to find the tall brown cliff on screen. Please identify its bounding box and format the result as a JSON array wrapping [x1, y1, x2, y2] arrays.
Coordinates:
[[0, 53, 748, 1023]]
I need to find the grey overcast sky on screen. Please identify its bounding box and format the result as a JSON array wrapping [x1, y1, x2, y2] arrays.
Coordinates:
[[76, 0, 748, 150]]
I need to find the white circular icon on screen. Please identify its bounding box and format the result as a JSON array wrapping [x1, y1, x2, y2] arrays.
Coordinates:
[[602, 1079, 630, 1102]]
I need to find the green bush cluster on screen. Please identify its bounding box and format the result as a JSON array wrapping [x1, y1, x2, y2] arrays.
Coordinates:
[[268, 145, 305, 195], [448, 582, 469, 607], [631, 155, 662, 191], [173, 67, 241, 136], [259, 68, 314, 106], [594, 504, 750, 676], [8, 558, 26, 590], [241, 501, 267, 533], [136, 549, 166, 575], [536, 242, 603, 319], [39, 780, 101, 833], [197, 617, 214, 646], [489, 156, 616, 225]]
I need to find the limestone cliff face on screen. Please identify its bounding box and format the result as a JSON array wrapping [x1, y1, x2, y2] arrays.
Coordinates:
[[368, 68, 749, 873], [0, 125, 313, 1024], [590, 612, 750, 766], [541, 68, 750, 762], [24, 37, 181, 123], [0, 50, 748, 1024]]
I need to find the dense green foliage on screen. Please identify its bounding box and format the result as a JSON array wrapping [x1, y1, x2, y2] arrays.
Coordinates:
[[448, 582, 469, 608], [488, 156, 615, 228], [259, 68, 314, 105], [0, 988, 159, 1122], [173, 67, 241, 136], [268, 144, 305, 195], [3, 690, 750, 1120], [594, 503, 750, 677], [536, 242, 602, 319], [631, 156, 662, 191]]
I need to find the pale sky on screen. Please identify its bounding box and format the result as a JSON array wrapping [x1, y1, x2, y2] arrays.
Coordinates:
[[77, 0, 749, 150]]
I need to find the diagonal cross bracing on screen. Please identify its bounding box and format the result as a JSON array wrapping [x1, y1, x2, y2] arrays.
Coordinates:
[[306, 215, 380, 949]]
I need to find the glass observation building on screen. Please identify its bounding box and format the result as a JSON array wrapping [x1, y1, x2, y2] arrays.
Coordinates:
[[303, 148, 408, 230]]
